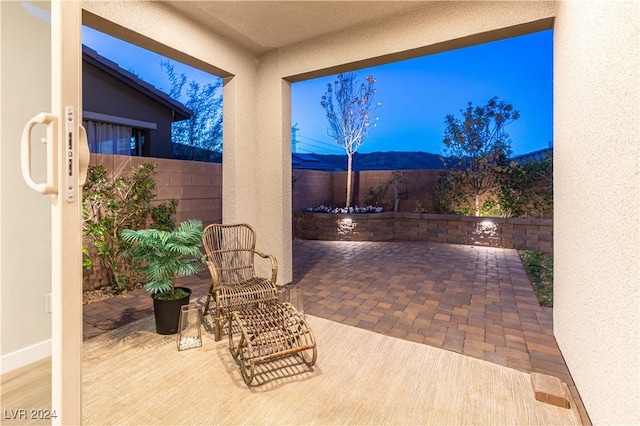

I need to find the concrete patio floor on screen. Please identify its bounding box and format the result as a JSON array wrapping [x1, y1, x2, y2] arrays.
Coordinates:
[[83, 239, 589, 424]]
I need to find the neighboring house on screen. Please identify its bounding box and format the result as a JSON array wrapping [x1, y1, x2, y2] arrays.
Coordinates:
[[510, 146, 553, 164], [82, 46, 192, 159]]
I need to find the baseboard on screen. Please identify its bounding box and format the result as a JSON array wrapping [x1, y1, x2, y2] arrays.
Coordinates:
[[1, 339, 51, 375]]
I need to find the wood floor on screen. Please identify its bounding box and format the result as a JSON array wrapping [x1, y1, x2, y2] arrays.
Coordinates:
[[1, 358, 52, 425]]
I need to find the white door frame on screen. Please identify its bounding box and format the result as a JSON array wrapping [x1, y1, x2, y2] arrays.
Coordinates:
[[18, 2, 85, 424], [51, 2, 84, 423]]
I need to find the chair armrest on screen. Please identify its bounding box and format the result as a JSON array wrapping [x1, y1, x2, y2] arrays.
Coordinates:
[[205, 258, 220, 284], [255, 250, 278, 284]]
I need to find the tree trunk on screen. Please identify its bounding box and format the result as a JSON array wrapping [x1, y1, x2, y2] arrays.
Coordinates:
[[475, 193, 480, 216], [346, 153, 353, 208]]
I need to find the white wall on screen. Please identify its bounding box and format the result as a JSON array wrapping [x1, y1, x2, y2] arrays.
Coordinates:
[[554, 1, 640, 423], [0, 2, 53, 372]]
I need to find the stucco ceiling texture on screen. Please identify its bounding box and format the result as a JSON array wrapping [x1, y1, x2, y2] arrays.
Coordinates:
[[162, 1, 428, 54]]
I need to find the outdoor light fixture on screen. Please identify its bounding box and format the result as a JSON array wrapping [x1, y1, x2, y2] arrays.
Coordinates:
[[476, 220, 498, 235], [337, 217, 357, 235], [472, 220, 500, 246]]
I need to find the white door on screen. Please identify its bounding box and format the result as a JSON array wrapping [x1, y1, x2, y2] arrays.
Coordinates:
[[1, 2, 86, 424]]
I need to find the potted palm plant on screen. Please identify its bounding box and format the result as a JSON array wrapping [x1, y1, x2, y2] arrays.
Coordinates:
[[121, 219, 205, 335]]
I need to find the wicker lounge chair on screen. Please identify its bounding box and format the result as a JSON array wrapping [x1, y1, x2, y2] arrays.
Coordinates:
[[202, 223, 279, 341], [229, 302, 317, 385]]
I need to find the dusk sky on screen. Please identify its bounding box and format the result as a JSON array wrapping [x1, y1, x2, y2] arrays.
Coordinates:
[[82, 26, 553, 157]]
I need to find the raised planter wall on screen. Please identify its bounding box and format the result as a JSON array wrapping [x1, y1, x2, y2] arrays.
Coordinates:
[[293, 212, 553, 254]]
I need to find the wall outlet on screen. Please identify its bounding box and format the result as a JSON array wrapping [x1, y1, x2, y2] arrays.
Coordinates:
[[44, 293, 52, 314]]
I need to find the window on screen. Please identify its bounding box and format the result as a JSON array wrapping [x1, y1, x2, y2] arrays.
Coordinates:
[[83, 120, 146, 156]]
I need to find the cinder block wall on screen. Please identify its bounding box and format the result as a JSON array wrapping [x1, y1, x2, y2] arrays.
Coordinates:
[[84, 154, 222, 290], [89, 154, 222, 225], [298, 169, 445, 213], [292, 169, 333, 211]]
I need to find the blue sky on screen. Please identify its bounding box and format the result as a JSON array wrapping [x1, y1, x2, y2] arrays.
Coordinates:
[[82, 26, 552, 157], [292, 30, 553, 156]]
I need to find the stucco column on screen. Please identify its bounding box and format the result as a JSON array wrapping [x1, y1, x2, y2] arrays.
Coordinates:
[[222, 61, 292, 285], [221, 74, 259, 227], [252, 51, 293, 285], [554, 2, 640, 424]]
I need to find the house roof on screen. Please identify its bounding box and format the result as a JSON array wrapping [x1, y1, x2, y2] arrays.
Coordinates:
[[82, 45, 192, 121], [292, 152, 344, 171], [511, 147, 553, 164]]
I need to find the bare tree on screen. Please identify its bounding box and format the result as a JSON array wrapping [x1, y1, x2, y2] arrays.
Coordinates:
[[321, 71, 379, 207], [443, 96, 519, 216]]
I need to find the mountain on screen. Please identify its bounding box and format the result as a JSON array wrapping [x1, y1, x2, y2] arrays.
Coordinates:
[[312, 151, 448, 171]]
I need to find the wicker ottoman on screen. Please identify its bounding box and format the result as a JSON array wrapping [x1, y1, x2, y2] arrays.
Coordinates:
[[228, 302, 317, 385]]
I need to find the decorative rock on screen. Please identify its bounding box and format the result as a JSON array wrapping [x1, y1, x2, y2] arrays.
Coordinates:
[[179, 336, 202, 350]]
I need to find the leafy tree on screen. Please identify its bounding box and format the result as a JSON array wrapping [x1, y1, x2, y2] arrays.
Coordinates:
[[443, 96, 520, 216], [162, 60, 223, 162], [497, 151, 553, 218], [321, 71, 379, 207], [433, 170, 469, 215], [388, 172, 408, 212], [364, 183, 387, 207]]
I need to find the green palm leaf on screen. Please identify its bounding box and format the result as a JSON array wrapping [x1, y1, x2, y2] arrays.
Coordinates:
[[121, 219, 204, 295]]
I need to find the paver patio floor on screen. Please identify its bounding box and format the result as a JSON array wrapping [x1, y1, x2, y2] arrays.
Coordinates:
[[83, 239, 589, 424], [290, 240, 588, 424]]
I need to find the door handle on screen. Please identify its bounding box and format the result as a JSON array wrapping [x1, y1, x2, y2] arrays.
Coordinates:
[[78, 123, 89, 186], [20, 112, 57, 195]]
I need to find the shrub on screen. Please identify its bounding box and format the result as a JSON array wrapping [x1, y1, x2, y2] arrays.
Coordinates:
[[82, 163, 178, 293], [519, 250, 553, 307], [363, 183, 387, 207]]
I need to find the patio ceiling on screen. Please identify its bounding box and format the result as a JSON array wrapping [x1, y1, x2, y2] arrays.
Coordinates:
[[161, 1, 431, 55]]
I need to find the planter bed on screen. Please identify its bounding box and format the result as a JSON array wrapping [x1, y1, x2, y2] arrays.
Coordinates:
[[293, 212, 553, 254]]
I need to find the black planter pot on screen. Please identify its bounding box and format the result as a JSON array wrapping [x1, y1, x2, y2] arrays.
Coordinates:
[[152, 287, 192, 335]]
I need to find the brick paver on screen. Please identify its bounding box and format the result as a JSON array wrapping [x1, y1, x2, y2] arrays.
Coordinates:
[[83, 240, 589, 424], [82, 273, 210, 340], [291, 240, 589, 424]]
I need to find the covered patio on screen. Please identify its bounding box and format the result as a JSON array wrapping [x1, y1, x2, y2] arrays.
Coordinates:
[[2, 2, 638, 424], [82, 240, 587, 423]]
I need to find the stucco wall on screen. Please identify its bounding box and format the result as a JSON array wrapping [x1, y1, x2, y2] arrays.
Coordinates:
[[554, 2, 640, 424]]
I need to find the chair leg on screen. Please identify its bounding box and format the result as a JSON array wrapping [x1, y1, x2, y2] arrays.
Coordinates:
[[202, 284, 213, 316], [214, 303, 222, 341]]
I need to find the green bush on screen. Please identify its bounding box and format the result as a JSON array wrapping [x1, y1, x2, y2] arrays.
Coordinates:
[[83, 163, 178, 293], [363, 183, 387, 207]]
